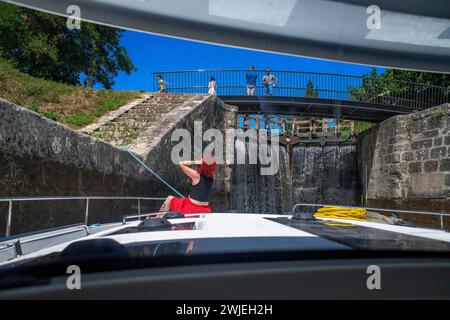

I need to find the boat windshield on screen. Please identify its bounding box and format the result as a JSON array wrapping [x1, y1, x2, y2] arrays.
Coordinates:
[[0, 0, 449, 290]]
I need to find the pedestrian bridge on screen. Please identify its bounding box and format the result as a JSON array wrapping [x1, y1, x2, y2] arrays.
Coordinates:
[[154, 69, 450, 122]]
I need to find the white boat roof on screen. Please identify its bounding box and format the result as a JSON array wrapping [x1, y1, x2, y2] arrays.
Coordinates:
[[1, 213, 450, 267]]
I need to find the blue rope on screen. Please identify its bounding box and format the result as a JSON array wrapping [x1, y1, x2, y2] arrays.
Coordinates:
[[124, 148, 184, 198]]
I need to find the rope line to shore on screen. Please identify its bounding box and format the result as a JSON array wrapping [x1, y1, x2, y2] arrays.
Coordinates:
[[124, 148, 184, 198]]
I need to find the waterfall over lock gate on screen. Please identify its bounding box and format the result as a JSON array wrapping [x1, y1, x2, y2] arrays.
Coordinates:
[[230, 141, 360, 214]]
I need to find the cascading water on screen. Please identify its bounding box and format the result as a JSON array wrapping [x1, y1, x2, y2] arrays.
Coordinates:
[[231, 141, 360, 214], [291, 144, 359, 206], [230, 139, 291, 214]]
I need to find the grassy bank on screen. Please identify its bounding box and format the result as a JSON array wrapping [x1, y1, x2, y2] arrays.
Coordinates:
[[0, 59, 144, 129]]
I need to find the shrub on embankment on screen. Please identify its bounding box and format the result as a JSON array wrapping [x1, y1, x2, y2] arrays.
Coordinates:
[[0, 59, 143, 129]]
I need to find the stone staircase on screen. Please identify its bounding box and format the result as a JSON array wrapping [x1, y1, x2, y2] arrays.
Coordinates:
[[86, 94, 198, 147]]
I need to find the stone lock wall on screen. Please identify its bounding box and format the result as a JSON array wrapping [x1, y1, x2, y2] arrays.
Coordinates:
[[132, 95, 238, 211], [357, 104, 450, 208], [0, 95, 237, 235]]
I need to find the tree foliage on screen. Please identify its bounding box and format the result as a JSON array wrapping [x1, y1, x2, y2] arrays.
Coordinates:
[[0, 3, 136, 88], [305, 80, 319, 98], [349, 68, 450, 108]]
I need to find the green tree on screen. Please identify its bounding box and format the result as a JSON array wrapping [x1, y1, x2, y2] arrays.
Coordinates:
[[386, 69, 450, 88], [349, 68, 450, 108], [0, 3, 136, 88], [305, 79, 319, 98]]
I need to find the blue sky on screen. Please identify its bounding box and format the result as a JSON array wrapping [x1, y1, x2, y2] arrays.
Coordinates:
[[112, 30, 385, 91]]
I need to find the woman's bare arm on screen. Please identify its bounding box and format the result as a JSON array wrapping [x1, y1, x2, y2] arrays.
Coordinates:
[[179, 160, 201, 183]]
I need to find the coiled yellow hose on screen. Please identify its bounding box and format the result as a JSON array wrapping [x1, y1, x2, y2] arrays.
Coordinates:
[[314, 206, 367, 221]]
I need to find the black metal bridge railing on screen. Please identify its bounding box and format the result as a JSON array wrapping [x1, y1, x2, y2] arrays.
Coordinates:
[[153, 69, 450, 111]]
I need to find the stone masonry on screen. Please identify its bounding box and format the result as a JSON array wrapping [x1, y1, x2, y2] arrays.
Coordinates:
[[357, 103, 450, 205], [84, 94, 198, 147]]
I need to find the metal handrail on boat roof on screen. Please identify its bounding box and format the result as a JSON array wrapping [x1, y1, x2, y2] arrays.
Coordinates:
[[0, 196, 166, 237], [292, 203, 450, 230], [122, 212, 160, 225]]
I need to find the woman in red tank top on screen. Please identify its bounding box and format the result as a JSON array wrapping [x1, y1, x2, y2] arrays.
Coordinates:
[[159, 156, 216, 214]]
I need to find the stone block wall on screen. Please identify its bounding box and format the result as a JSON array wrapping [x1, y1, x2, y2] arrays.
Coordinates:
[[357, 104, 450, 208], [132, 95, 238, 211]]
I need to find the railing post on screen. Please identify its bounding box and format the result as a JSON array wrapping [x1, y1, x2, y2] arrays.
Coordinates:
[[6, 200, 12, 237], [84, 198, 90, 225], [441, 214, 444, 230], [365, 165, 368, 207], [138, 199, 141, 217]]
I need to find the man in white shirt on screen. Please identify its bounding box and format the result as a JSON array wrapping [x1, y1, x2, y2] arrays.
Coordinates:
[[262, 68, 278, 96]]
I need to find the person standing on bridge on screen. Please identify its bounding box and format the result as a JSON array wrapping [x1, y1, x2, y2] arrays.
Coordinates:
[[159, 155, 216, 215], [208, 77, 217, 95], [245, 65, 257, 96], [156, 74, 169, 93], [262, 68, 278, 96]]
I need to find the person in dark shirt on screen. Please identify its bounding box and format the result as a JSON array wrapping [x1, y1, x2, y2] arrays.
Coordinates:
[[245, 65, 257, 96], [159, 156, 216, 214]]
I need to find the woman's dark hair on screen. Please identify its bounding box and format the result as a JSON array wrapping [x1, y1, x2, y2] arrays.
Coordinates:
[[197, 155, 217, 178], [157, 74, 163, 79], [210, 77, 216, 81]]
